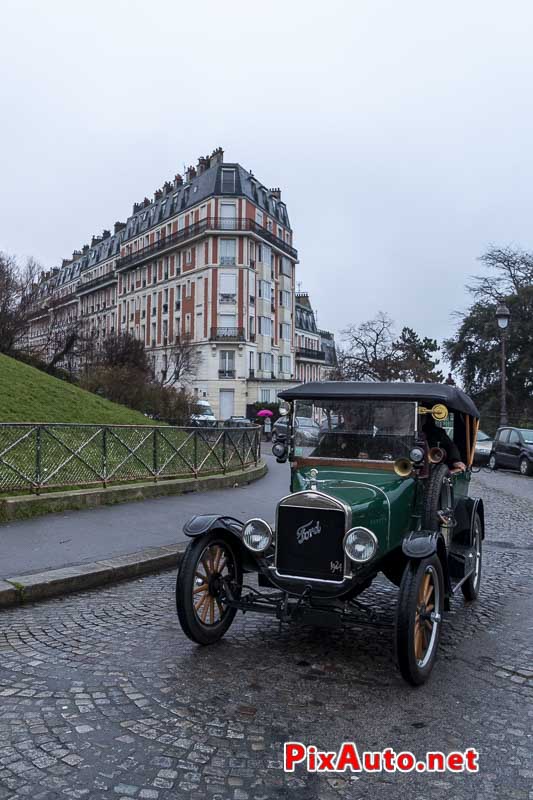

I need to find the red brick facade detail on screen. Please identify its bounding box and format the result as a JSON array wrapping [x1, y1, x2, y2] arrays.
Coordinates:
[[211, 268, 218, 331], [145, 295, 151, 345], [169, 287, 174, 342], [204, 277, 208, 338]]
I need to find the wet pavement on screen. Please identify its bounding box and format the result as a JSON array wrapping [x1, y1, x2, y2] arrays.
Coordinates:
[[0, 468, 532, 799]]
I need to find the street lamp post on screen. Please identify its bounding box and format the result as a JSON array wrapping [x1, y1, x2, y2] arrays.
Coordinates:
[[495, 303, 510, 427]]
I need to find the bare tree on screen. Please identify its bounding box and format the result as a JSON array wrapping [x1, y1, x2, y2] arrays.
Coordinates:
[[338, 312, 442, 382], [158, 335, 202, 387], [339, 312, 398, 381], [468, 246, 533, 302], [0, 252, 41, 354]]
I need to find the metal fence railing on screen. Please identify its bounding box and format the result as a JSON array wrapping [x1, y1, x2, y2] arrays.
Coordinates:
[[0, 424, 261, 494]]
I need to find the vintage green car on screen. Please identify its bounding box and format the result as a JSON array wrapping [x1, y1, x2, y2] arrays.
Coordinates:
[[175, 382, 484, 685]]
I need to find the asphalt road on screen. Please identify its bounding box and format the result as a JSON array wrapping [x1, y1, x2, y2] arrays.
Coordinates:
[[0, 469, 532, 799], [0, 453, 287, 577]]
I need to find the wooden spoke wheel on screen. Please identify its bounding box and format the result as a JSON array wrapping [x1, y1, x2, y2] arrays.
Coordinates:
[[396, 554, 444, 686], [176, 532, 242, 645]]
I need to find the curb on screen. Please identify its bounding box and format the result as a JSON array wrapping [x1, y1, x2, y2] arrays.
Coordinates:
[[0, 543, 186, 609], [0, 461, 267, 524]]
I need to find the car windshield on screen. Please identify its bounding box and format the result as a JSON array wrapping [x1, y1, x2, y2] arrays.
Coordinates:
[[195, 402, 214, 415], [518, 428, 533, 444], [293, 399, 417, 461], [297, 417, 317, 428], [477, 431, 490, 441]]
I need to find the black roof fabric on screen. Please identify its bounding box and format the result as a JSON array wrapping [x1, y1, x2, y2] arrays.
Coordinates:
[[278, 382, 479, 418]]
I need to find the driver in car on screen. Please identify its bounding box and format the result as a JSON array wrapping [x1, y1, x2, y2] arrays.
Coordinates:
[[422, 415, 467, 472]]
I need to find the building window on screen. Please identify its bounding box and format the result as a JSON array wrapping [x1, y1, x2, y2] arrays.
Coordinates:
[[219, 350, 235, 377], [221, 169, 236, 193], [258, 352, 273, 372], [255, 209, 263, 226], [219, 272, 236, 303], [185, 249, 192, 264], [258, 316, 272, 336], [261, 389, 271, 403], [258, 280, 271, 299], [280, 322, 291, 340], [280, 290, 291, 308], [220, 239, 236, 266], [280, 257, 292, 276]]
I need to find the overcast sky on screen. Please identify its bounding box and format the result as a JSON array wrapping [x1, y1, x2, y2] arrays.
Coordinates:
[[2, 0, 532, 353]]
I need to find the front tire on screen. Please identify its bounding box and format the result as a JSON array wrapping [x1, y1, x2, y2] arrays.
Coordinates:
[[176, 532, 242, 645], [488, 453, 497, 470], [396, 554, 444, 686]]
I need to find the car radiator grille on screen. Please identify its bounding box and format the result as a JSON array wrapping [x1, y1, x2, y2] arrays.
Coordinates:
[[275, 505, 346, 582]]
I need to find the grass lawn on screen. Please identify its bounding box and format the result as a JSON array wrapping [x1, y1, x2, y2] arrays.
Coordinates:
[[0, 354, 150, 425], [0, 357, 259, 493]]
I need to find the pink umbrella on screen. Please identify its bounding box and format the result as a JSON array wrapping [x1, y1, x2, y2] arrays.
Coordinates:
[[257, 409, 273, 417]]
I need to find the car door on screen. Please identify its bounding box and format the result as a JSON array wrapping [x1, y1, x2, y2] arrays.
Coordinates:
[[507, 429, 522, 471], [494, 428, 509, 467]]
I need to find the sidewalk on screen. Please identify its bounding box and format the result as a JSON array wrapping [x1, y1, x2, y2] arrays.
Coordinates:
[[0, 453, 285, 607]]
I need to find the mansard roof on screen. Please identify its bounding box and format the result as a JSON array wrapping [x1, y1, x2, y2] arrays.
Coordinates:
[[50, 154, 291, 287]]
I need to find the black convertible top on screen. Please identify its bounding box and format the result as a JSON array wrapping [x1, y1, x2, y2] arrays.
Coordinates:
[[278, 382, 479, 418]]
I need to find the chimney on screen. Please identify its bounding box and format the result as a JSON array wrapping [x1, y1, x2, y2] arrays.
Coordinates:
[[154, 189, 163, 201], [197, 155, 210, 175], [209, 147, 224, 168], [102, 229, 111, 239], [143, 197, 150, 207], [62, 258, 73, 268], [163, 180, 173, 193], [133, 202, 141, 213], [114, 221, 126, 234], [270, 187, 281, 199], [185, 165, 197, 182], [71, 250, 82, 261], [174, 173, 183, 188], [82, 244, 90, 254]]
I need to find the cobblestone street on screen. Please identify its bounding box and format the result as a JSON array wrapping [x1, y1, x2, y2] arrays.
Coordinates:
[[0, 468, 532, 800]]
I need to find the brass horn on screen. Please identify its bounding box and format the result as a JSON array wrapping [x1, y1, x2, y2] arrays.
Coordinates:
[[428, 446, 445, 464], [393, 457, 413, 477], [418, 403, 449, 421]]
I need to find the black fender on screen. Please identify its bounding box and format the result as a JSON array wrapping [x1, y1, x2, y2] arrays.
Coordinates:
[[402, 530, 451, 597], [182, 514, 259, 572], [183, 514, 244, 538], [402, 529, 441, 559]]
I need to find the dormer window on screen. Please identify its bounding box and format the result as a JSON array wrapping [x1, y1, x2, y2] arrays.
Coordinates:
[[221, 168, 236, 193]]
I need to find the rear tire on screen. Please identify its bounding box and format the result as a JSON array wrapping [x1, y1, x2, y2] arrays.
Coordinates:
[[422, 463, 452, 530], [461, 513, 482, 601], [396, 554, 444, 686], [519, 457, 533, 477], [488, 454, 497, 470], [176, 532, 242, 645]]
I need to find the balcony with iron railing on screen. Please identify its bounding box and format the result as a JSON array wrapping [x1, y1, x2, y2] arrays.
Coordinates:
[[116, 217, 297, 271], [78, 272, 117, 294], [296, 347, 326, 361], [219, 292, 236, 304], [218, 369, 236, 378], [210, 327, 245, 342]]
